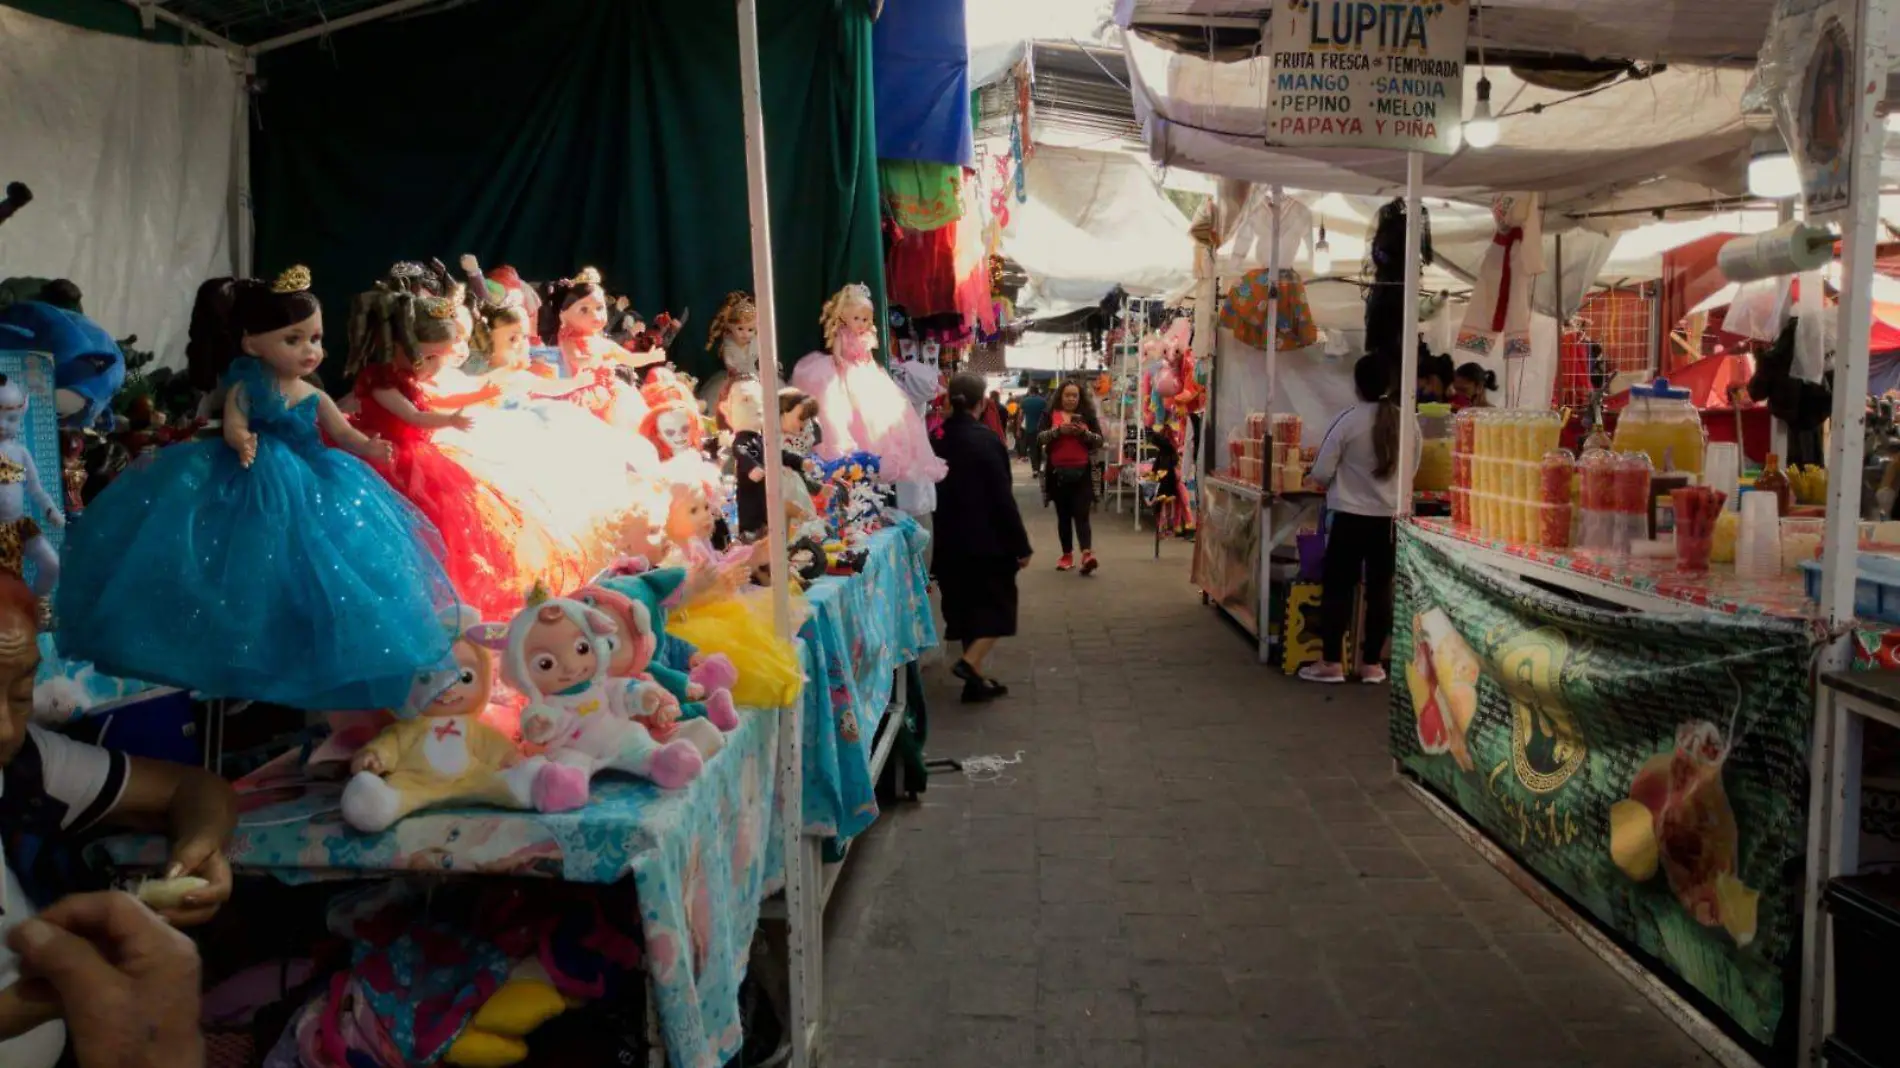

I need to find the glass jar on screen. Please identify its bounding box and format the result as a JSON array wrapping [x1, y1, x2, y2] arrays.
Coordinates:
[[1613, 377, 1706, 476]]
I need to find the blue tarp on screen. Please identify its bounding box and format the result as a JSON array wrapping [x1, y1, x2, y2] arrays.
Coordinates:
[[873, 0, 973, 166]]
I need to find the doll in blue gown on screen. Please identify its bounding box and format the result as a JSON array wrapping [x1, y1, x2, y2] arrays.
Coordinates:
[[56, 268, 460, 710]]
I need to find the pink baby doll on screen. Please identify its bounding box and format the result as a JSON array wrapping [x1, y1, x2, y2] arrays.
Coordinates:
[[476, 593, 704, 790], [340, 609, 588, 833], [571, 572, 739, 760]]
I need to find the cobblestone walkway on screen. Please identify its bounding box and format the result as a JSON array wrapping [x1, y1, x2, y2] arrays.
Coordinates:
[[822, 475, 1714, 1068]]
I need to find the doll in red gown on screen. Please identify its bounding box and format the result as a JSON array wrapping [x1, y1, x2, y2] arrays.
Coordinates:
[[350, 291, 560, 618]]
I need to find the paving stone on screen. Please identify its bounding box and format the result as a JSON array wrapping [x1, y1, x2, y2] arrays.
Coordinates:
[[817, 477, 1720, 1068]]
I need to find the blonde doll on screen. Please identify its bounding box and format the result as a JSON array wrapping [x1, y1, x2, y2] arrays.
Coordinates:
[[789, 283, 945, 486]]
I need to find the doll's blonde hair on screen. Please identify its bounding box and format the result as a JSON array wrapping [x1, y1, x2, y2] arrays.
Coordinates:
[[819, 283, 873, 351], [706, 291, 758, 352]]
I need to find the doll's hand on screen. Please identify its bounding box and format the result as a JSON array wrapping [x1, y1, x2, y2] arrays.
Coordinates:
[[350, 749, 385, 776], [651, 695, 681, 728], [686, 682, 705, 701], [44, 511, 65, 530], [228, 431, 258, 469], [366, 437, 395, 464], [520, 708, 558, 745], [459, 253, 480, 274], [749, 468, 765, 482], [446, 412, 474, 432]]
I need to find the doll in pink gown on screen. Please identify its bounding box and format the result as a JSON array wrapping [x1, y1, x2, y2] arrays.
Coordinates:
[[530, 268, 650, 430], [790, 283, 947, 485]]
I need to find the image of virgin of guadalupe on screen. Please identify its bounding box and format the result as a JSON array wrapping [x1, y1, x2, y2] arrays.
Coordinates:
[[1802, 20, 1850, 167]]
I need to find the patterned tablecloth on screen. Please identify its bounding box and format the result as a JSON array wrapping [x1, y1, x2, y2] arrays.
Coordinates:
[[97, 707, 787, 1068], [798, 517, 938, 841], [1411, 517, 1900, 669]]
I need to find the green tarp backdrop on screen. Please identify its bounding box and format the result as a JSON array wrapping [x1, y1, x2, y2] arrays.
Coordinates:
[[249, 0, 885, 384]]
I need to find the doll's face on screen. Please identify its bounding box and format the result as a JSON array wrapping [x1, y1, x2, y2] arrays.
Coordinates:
[[425, 641, 489, 718], [844, 303, 875, 336], [562, 290, 609, 336], [489, 319, 529, 366], [409, 340, 457, 383], [667, 487, 715, 543], [577, 595, 654, 677], [727, 313, 757, 348], [780, 406, 808, 436], [723, 383, 764, 432], [522, 612, 602, 695], [657, 408, 695, 456], [244, 310, 325, 378]]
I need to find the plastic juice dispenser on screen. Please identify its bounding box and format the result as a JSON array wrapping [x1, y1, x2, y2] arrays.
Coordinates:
[[1613, 377, 1706, 477], [1416, 402, 1453, 492]]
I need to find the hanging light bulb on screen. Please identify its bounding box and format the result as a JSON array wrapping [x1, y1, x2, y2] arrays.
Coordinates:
[[1463, 76, 1500, 149], [1747, 128, 1800, 198], [1313, 220, 1332, 274]]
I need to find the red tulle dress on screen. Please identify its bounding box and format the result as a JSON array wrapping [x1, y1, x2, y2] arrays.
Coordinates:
[[351, 364, 529, 619]]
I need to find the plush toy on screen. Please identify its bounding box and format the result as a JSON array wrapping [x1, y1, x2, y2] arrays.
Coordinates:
[[654, 454, 731, 567], [443, 958, 575, 1067], [475, 592, 703, 790], [0, 300, 125, 430], [341, 611, 589, 833], [0, 373, 64, 599], [572, 568, 740, 759]]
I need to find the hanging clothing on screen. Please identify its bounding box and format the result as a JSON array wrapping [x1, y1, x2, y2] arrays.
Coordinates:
[[885, 224, 960, 319], [880, 161, 963, 231], [1457, 193, 1545, 361], [1220, 268, 1319, 352]]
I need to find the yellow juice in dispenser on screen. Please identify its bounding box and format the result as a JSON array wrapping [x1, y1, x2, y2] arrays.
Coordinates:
[[1613, 377, 1706, 476]]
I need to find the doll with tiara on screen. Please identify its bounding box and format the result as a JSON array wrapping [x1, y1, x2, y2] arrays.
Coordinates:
[[349, 289, 580, 618], [791, 283, 946, 487], [0, 373, 65, 601], [56, 268, 459, 710], [698, 291, 760, 416], [530, 268, 651, 430]]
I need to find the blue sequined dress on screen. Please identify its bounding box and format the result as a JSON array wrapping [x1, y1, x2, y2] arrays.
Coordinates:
[[56, 358, 459, 710]]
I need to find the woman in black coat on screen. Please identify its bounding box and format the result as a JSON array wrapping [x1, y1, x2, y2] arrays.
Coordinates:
[[932, 373, 1033, 702]]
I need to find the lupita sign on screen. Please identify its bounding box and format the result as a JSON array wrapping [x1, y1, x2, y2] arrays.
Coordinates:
[[1267, 0, 1469, 153]]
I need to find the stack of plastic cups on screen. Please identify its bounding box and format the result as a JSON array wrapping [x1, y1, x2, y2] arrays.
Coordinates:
[[1613, 452, 1654, 555], [1735, 490, 1782, 580], [1578, 449, 1617, 552], [1704, 442, 1741, 512]]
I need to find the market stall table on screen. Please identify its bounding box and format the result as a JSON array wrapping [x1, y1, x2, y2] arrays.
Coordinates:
[[96, 706, 790, 1068], [1389, 516, 1835, 1058]]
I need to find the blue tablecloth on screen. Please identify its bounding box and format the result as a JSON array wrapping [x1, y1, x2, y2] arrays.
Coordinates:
[[797, 518, 937, 841], [97, 707, 786, 1068]]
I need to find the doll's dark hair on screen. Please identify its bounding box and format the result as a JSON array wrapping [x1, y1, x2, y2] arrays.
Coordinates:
[[778, 387, 818, 421], [186, 270, 323, 391], [347, 288, 459, 376], [539, 267, 607, 343], [482, 303, 532, 332]]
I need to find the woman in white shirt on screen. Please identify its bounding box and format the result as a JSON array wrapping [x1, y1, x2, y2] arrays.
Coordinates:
[[1299, 355, 1419, 684]]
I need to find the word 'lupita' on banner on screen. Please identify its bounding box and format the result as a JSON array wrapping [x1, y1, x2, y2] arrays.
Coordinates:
[[1267, 0, 1470, 153]]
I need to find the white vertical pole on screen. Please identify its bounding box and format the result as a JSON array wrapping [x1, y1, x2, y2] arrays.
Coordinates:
[[736, 0, 792, 644], [1396, 152, 1424, 517], [1804, 3, 1890, 1063], [233, 56, 255, 278], [1772, 199, 1796, 463], [1256, 187, 1284, 665]]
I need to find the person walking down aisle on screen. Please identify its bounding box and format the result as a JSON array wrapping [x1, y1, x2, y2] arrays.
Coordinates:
[[1018, 384, 1048, 473], [1299, 355, 1419, 685], [1039, 380, 1103, 575], [981, 390, 1007, 440], [932, 374, 1033, 703]]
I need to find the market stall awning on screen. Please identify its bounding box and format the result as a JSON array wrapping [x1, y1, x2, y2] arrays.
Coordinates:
[[1123, 31, 1754, 217], [1115, 0, 1776, 65]]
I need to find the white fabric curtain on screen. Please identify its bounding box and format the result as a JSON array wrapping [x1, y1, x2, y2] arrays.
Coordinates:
[[0, 7, 238, 369]]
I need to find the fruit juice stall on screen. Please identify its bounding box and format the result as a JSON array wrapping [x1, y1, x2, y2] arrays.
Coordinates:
[[1119, 0, 1899, 1063]]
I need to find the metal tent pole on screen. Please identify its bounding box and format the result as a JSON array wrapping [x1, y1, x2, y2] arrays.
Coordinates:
[[1396, 153, 1424, 517], [1255, 186, 1284, 665], [736, 4, 807, 1067]]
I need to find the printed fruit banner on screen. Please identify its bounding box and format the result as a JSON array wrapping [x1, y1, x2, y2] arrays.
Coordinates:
[[1388, 526, 1817, 1045]]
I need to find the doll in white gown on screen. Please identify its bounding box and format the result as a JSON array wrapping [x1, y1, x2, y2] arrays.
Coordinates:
[[789, 284, 946, 487]]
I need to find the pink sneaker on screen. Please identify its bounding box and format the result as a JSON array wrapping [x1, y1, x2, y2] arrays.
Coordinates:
[[1297, 662, 1346, 684], [647, 741, 705, 789], [1358, 664, 1389, 684], [531, 763, 590, 813]]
